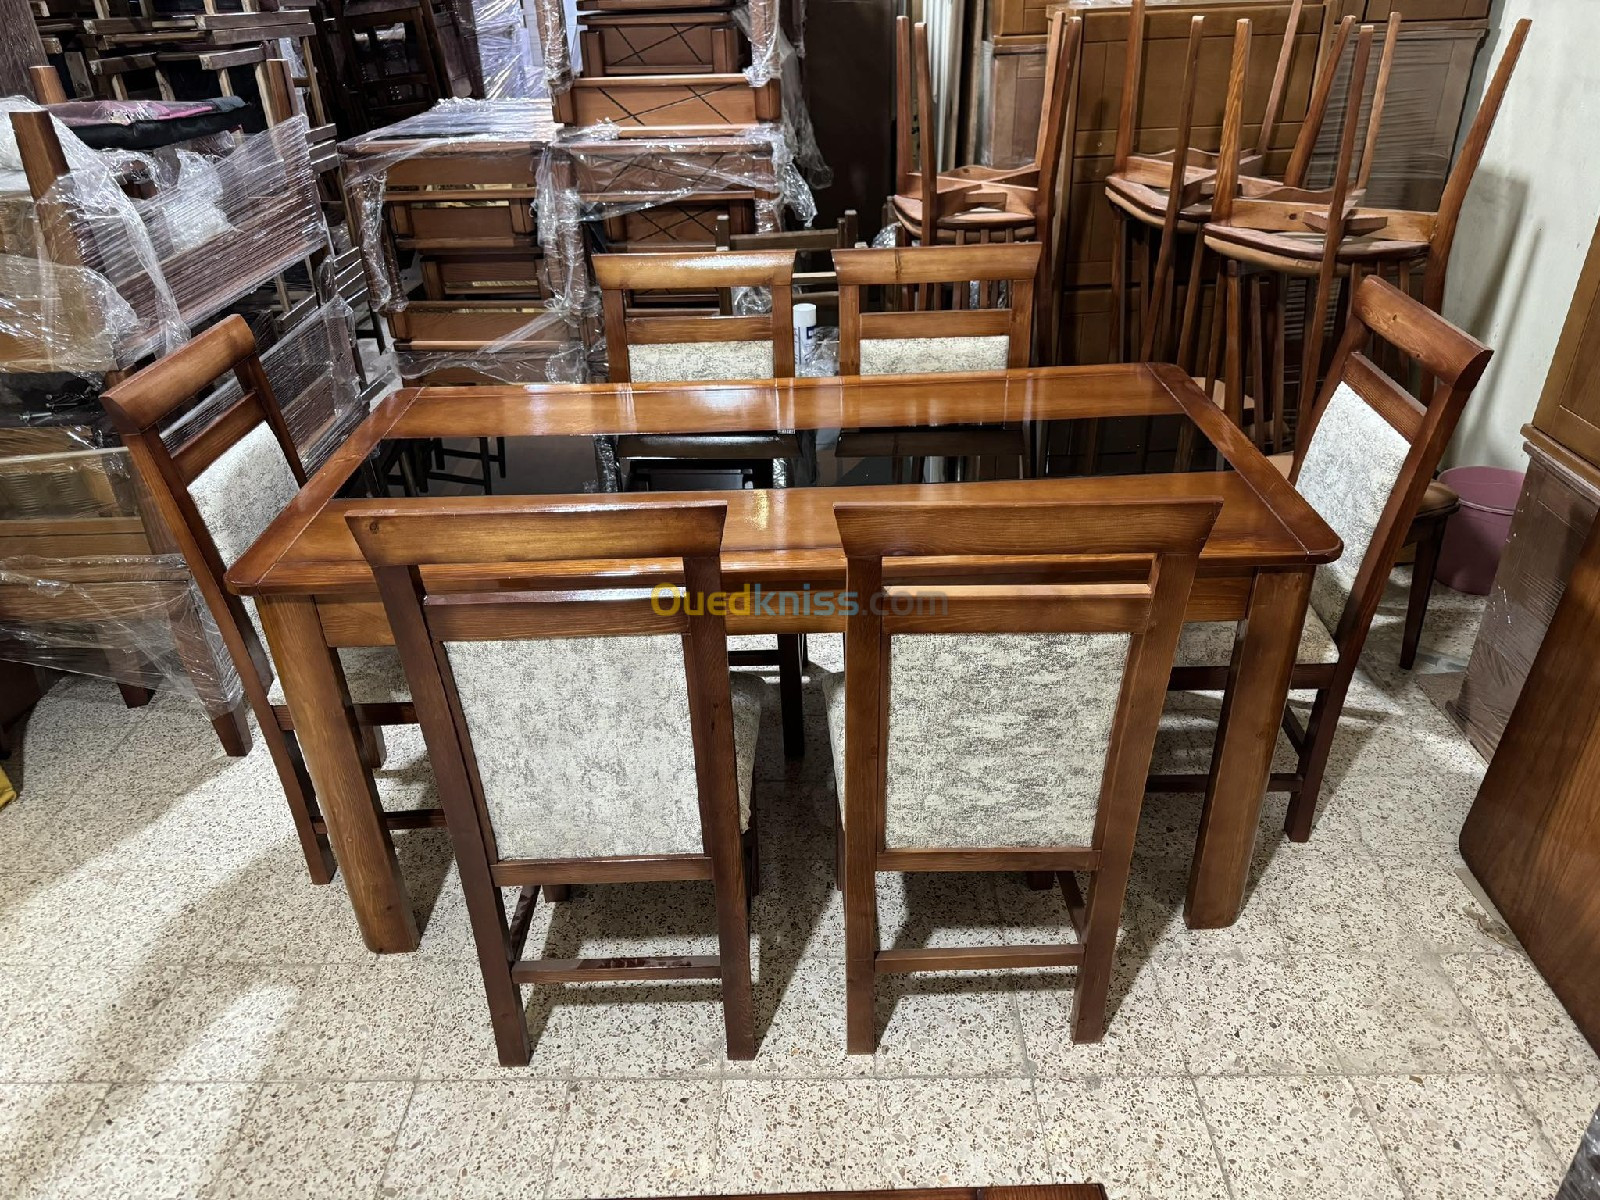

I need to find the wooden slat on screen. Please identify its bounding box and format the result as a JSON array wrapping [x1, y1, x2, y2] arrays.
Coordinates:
[[880, 584, 1153, 635], [626, 314, 770, 345], [490, 854, 712, 885], [423, 591, 688, 640], [875, 944, 1086, 973], [859, 309, 1013, 340], [511, 955, 722, 984], [876, 847, 1100, 873]]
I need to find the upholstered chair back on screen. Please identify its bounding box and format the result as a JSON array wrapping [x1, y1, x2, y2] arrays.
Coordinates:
[[593, 250, 797, 383], [441, 635, 763, 859], [834, 242, 1040, 376], [1285, 277, 1494, 647], [348, 499, 766, 867]]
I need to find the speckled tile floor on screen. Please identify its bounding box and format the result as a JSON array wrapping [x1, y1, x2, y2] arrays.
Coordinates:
[[0, 571, 1595, 1200]]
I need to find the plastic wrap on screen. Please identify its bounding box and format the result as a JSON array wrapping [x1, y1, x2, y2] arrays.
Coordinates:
[[536, 120, 815, 343], [1306, 23, 1488, 213], [0, 558, 243, 720], [730, 3, 828, 185], [340, 98, 556, 313], [1449, 442, 1599, 759], [529, 0, 574, 93], [1, 102, 329, 363], [0, 296, 366, 715], [457, 0, 542, 98]]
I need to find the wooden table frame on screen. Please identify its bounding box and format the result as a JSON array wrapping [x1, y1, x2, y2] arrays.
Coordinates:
[[227, 364, 1339, 952]]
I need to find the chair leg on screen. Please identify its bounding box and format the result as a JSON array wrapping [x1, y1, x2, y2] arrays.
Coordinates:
[[1283, 684, 1342, 843], [357, 722, 387, 771], [542, 884, 570, 901], [210, 703, 252, 757], [1401, 518, 1448, 670], [777, 634, 805, 758], [277, 724, 338, 885], [712, 844, 757, 1061]]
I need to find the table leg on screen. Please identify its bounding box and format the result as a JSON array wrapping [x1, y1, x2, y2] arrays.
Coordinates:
[[258, 594, 419, 953], [1185, 568, 1310, 929]]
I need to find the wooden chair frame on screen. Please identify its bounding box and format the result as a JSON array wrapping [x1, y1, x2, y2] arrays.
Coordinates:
[[593, 248, 808, 759], [1156, 277, 1493, 842], [594, 249, 798, 382], [714, 210, 859, 324], [832, 242, 1041, 481], [891, 11, 1080, 365], [346, 499, 756, 1066], [1203, 17, 1528, 442], [835, 497, 1219, 1050], [100, 316, 428, 886]]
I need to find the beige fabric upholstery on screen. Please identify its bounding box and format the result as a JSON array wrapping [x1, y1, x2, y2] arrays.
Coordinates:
[[1297, 382, 1414, 631], [859, 335, 1012, 376], [187, 422, 300, 569], [627, 340, 774, 383], [821, 632, 1131, 849], [443, 635, 764, 860], [188, 421, 409, 706], [1174, 607, 1340, 669]]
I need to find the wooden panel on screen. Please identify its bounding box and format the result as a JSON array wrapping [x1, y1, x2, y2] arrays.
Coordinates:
[[1333, 0, 1487, 18], [994, 0, 1056, 38], [1460, 515, 1600, 1055], [387, 302, 564, 346], [986, 36, 1048, 168], [392, 202, 537, 247], [1532, 213, 1600, 470], [557, 76, 780, 129]]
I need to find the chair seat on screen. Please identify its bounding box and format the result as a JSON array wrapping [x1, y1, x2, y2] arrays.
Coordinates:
[[268, 645, 412, 707], [1104, 173, 1210, 228], [1175, 606, 1340, 669], [891, 193, 1036, 240], [1203, 224, 1431, 275]]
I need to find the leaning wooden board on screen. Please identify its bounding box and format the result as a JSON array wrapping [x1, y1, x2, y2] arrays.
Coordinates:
[[1459, 511, 1600, 1056]]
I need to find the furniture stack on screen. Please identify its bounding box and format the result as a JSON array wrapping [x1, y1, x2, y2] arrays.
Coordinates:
[[339, 98, 580, 387], [332, 0, 477, 131], [979, 0, 1491, 368], [0, 99, 363, 745], [78, 0, 333, 129]]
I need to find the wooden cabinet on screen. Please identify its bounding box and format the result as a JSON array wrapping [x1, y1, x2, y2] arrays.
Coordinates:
[[1533, 213, 1600, 470], [1332, 0, 1488, 19]]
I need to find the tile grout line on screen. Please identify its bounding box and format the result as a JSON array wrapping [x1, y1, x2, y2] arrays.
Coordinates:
[[1186, 1072, 1239, 1200], [1347, 1071, 1418, 1200], [370, 1079, 420, 1199]]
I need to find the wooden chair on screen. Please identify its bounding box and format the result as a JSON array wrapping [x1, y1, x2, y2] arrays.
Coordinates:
[[833, 241, 1040, 481], [823, 496, 1219, 1049], [889, 11, 1079, 361], [346, 498, 762, 1065], [1202, 17, 1529, 449], [593, 248, 807, 760], [99, 316, 429, 886], [1159, 276, 1493, 842], [1104, 0, 1342, 369], [715, 210, 859, 327]]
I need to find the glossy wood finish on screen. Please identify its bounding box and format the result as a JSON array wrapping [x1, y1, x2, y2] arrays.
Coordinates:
[[836, 498, 1216, 1050], [1460, 515, 1600, 1055], [348, 500, 755, 1063], [99, 317, 425, 930], [226, 365, 1339, 949], [685, 1189, 1106, 1200], [1159, 277, 1493, 857]]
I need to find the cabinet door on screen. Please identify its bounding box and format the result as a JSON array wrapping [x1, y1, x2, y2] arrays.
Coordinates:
[[1533, 215, 1600, 469]]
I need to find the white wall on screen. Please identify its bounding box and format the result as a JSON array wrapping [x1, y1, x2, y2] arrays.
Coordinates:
[[1442, 0, 1600, 469]]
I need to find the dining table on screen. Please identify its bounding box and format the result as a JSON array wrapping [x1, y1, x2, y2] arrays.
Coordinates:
[[226, 363, 1340, 953]]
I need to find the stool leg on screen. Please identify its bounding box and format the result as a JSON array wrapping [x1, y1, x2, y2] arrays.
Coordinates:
[[778, 633, 805, 758], [1401, 516, 1448, 670]]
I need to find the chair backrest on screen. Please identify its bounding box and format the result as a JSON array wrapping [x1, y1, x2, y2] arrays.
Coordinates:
[[833, 242, 1041, 375], [1288, 275, 1492, 649], [593, 250, 797, 383], [99, 314, 307, 688], [1424, 17, 1531, 309], [714, 211, 859, 319], [833, 497, 1218, 853], [346, 500, 749, 864], [1112, 0, 1306, 178]]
